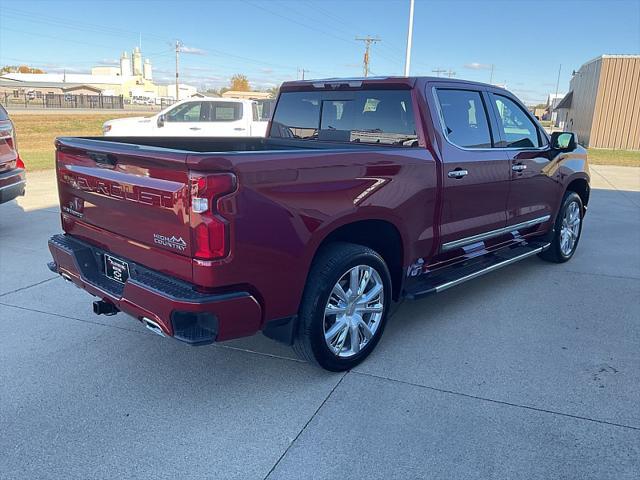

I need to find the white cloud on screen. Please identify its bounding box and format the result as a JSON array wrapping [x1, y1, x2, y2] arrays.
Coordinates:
[[99, 58, 120, 66], [464, 62, 492, 70], [180, 45, 207, 55]]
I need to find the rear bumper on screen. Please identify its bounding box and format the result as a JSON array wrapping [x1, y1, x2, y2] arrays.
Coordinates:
[[47, 234, 262, 344], [0, 168, 26, 204]]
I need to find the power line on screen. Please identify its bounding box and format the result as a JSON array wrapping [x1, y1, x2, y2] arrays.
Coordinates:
[[1, 26, 120, 51], [0, 7, 168, 42], [243, 0, 359, 48]]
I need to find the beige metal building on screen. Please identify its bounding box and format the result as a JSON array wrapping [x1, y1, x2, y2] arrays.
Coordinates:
[[555, 54, 639, 150]]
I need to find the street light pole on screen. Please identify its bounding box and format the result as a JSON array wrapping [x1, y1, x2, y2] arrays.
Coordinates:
[[404, 0, 415, 76]]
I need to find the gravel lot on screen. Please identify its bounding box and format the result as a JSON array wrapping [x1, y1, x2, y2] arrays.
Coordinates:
[[1, 167, 639, 479]]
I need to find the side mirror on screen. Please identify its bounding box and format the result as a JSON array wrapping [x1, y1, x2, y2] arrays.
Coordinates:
[[551, 131, 577, 151], [157, 114, 165, 128]]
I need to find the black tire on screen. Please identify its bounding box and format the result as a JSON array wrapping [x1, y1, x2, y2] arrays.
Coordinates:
[[293, 242, 392, 371], [539, 191, 584, 263]]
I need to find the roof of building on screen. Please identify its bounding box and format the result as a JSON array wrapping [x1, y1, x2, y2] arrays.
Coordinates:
[[0, 78, 103, 92], [1, 72, 130, 85], [222, 90, 272, 99], [578, 54, 640, 69], [555, 91, 573, 110]]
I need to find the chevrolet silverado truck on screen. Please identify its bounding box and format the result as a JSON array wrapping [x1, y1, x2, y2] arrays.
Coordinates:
[[48, 77, 589, 371], [0, 104, 26, 205]]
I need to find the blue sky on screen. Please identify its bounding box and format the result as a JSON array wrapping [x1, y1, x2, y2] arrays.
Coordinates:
[[1, 0, 638, 104]]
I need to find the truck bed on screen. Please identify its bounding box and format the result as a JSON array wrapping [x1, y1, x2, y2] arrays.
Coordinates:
[[70, 136, 389, 153]]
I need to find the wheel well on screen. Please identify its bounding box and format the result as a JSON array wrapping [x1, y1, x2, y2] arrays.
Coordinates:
[[567, 178, 590, 208], [317, 220, 404, 301]]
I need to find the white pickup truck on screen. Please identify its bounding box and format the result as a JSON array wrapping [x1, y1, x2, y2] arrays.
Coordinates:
[[103, 98, 273, 137]]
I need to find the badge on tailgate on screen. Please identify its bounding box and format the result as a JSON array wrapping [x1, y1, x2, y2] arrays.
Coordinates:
[[153, 233, 187, 252]]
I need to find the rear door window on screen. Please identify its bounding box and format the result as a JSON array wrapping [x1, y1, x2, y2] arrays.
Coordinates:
[[270, 90, 418, 146], [435, 89, 492, 149], [0, 105, 8, 121], [207, 102, 243, 122], [491, 94, 541, 148]]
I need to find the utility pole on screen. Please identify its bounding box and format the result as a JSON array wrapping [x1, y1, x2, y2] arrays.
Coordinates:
[[404, 0, 415, 76], [554, 64, 562, 101], [446, 69, 456, 78], [489, 64, 495, 84], [298, 68, 309, 80], [432, 68, 447, 77], [356, 36, 381, 77], [175, 40, 182, 101]]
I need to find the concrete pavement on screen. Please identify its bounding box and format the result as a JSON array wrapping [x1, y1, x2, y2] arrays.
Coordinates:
[[1, 167, 638, 479]]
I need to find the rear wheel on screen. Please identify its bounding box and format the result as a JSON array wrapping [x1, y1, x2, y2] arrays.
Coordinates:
[[293, 242, 392, 371], [539, 191, 584, 263]]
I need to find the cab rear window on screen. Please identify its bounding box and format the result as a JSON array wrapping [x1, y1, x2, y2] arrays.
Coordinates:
[[270, 90, 418, 146], [0, 105, 8, 121]]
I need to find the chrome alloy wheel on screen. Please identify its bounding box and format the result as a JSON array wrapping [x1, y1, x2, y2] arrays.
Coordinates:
[[560, 201, 581, 256], [323, 265, 385, 358]]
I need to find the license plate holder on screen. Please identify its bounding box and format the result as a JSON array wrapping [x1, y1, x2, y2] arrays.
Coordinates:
[[104, 254, 130, 284]]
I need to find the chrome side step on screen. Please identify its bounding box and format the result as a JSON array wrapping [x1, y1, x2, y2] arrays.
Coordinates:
[[404, 241, 550, 300], [434, 245, 546, 293]]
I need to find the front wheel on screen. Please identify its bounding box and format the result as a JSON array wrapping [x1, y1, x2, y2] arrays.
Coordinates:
[[293, 242, 392, 371], [539, 191, 584, 263]]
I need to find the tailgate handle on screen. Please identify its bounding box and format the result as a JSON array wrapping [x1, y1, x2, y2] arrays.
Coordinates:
[[88, 152, 117, 167]]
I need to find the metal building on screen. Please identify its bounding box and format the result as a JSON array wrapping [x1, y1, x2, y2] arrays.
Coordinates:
[[555, 54, 640, 150]]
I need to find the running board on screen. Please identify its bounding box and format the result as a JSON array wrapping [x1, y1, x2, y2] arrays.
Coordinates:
[[404, 241, 550, 300]]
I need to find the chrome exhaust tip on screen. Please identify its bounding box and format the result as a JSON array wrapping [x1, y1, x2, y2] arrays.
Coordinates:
[[142, 317, 166, 337]]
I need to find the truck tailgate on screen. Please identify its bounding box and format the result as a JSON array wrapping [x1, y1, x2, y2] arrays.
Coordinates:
[[56, 138, 193, 262]]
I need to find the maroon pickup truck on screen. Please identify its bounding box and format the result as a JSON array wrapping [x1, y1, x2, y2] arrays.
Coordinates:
[[48, 77, 589, 371], [0, 105, 26, 205]]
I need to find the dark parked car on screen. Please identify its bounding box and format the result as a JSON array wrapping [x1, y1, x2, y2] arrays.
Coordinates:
[[48, 77, 589, 371], [0, 104, 26, 205]]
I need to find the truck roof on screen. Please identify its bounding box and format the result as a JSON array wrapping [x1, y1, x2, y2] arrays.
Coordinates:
[[280, 76, 506, 93]]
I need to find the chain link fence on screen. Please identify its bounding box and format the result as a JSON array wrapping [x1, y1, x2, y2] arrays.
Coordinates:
[[1, 92, 125, 110]]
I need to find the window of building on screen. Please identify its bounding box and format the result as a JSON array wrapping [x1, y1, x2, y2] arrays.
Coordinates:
[[436, 89, 492, 148], [492, 94, 541, 148]]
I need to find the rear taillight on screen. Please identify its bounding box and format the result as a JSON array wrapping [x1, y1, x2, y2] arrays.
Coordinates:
[[190, 172, 237, 260], [0, 122, 15, 150], [16, 155, 25, 170]]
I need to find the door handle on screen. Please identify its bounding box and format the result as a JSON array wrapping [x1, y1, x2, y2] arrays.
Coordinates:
[[512, 164, 527, 172], [448, 169, 468, 179], [189, 127, 201, 131]]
